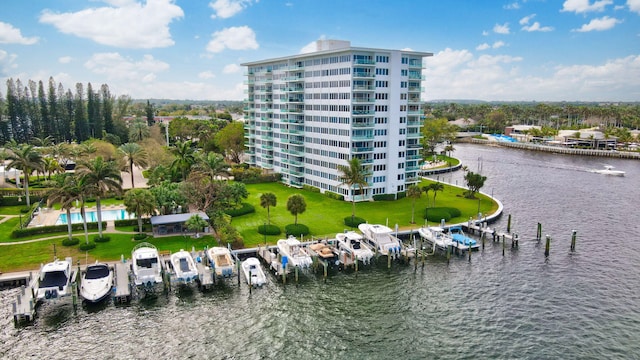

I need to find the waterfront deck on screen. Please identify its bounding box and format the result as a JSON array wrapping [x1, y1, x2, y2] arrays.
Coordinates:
[[113, 262, 131, 304]]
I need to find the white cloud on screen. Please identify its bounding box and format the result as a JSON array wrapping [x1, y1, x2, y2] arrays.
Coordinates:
[[198, 71, 216, 79], [209, 0, 255, 19], [476, 41, 505, 51], [223, 63, 241, 74], [492, 41, 506, 49], [573, 16, 621, 32], [522, 22, 554, 32], [39, 0, 184, 49], [0, 21, 39, 45], [0, 50, 18, 75], [84, 53, 170, 81], [482, 30, 489, 36], [504, 2, 521, 9], [628, 0, 640, 13], [561, 0, 613, 13], [493, 23, 510, 34], [58, 56, 73, 64], [476, 43, 490, 51], [206, 26, 259, 53], [424, 48, 640, 101], [520, 14, 536, 25]]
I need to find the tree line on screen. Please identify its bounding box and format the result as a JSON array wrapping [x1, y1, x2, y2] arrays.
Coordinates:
[[0, 77, 138, 146]]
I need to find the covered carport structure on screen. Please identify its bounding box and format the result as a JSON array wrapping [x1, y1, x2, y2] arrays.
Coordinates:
[[150, 211, 209, 236]]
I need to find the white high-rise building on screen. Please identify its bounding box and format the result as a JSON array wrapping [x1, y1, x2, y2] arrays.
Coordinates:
[[241, 40, 432, 201]]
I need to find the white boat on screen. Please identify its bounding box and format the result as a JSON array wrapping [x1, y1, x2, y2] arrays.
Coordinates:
[[33, 257, 77, 302], [417, 226, 454, 253], [358, 223, 402, 258], [241, 257, 267, 287], [169, 250, 199, 284], [277, 236, 313, 269], [131, 242, 164, 290], [448, 226, 479, 251], [335, 231, 374, 264], [593, 165, 625, 177], [207, 247, 236, 278], [80, 262, 113, 303]]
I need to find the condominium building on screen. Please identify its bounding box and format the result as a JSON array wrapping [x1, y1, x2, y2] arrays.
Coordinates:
[[241, 40, 432, 201]]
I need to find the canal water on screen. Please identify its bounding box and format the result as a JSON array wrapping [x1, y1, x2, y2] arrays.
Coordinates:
[[1, 144, 639, 359]]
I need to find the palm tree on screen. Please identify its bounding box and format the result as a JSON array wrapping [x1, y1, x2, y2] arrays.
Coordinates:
[[6, 142, 44, 207], [118, 142, 149, 189], [47, 174, 83, 242], [260, 192, 277, 225], [338, 157, 371, 221], [123, 188, 156, 233], [422, 185, 432, 208], [406, 185, 422, 224], [194, 152, 229, 181], [429, 182, 444, 207], [76, 156, 123, 238], [185, 214, 208, 237], [170, 140, 197, 181], [42, 156, 63, 180], [286, 194, 306, 225], [129, 119, 150, 141]]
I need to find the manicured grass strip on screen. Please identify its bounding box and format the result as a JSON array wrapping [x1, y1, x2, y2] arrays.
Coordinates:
[[0, 217, 21, 243]]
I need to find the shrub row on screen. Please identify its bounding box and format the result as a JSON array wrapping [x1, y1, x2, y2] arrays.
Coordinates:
[[344, 216, 366, 228], [324, 191, 344, 201], [285, 224, 310, 237], [302, 184, 321, 193], [11, 222, 105, 238], [224, 202, 255, 217], [257, 224, 281, 236], [373, 194, 396, 201], [424, 207, 461, 222], [114, 218, 150, 227]]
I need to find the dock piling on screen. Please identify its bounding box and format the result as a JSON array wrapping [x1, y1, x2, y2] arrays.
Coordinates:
[[502, 234, 505, 256], [545, 235, 551, 257], [537, 223, 542, 241], [507, 214, 512, 233], [570, 230, 577, 252]]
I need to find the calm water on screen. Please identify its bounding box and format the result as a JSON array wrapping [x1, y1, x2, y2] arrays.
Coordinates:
[[2, 144, 640, 359]]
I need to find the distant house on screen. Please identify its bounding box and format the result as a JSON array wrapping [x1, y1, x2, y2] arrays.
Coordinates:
[[505, 125, 540, 142], [150, 211, 210, 236], [557, 129, 617, 149]]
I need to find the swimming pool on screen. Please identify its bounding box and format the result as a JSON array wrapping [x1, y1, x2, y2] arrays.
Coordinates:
[[56, 209, 134, 225]]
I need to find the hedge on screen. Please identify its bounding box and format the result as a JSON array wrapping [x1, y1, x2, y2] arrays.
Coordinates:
[[225, 203, 255, 217], [324, 191, 344, 201], [114, 218, 150, 227], [285, 224, 310, 237], [94, 235, 111, 243], [303, 184, 321, 193], [424, 207, 461, 223], [133, 233, 148, 241], [344, 216, 366, 228], [257, 224, 281, 236], [373, 194, 396, 201], [62, 238, 80, 246], [11, 222, 106, 238], [79, 241, 96, 251]]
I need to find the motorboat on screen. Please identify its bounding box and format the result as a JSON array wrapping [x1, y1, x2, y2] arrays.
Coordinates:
[[241, 257, 267, 287], [417, 226, 454, 253], [169, 249, 199, 284], [131, 242, 164, 291], [448, 226, 479, 251], [80, 262, 113, 303], [593, 165, 625, 177], [277, 236, 313, 269], [32, 257, 77, 303], [335, 231, 374, 264], [358, 223, 402, 258], [207, 247, 236, 278], [308, 241, 338, 262]]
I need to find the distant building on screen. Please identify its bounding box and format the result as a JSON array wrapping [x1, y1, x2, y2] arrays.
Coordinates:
[[242, 40, 432, 201]]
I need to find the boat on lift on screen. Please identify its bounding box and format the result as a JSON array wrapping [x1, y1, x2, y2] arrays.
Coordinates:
[[241, 257, 267, 287], [207, 247, 236, 278], [32, 257, 77, 303], [277, 236, 313, 269], [358, 223, 402, 258], [417, 226, 454, 254], [131, 242, 164, 294], [79, 262, 113, 303], [335, 231, 374, 264], [168, 249, 199, 285]]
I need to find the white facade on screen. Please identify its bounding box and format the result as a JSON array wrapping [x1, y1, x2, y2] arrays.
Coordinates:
[[241, 40, 432, 201]]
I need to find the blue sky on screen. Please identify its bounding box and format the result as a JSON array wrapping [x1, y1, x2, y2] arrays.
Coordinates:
[[1, 0, 639, 102]]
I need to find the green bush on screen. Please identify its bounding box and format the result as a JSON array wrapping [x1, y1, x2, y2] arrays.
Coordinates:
[[11, 222, 106, 238], [373, 194, 396, 201], [303, 185, 321, 193], [285, 224, 310, 237], [114, 218, 150, 227], [424, 207, 461, 223], [133, 233, 148, 241], [257, 224, 281, 236], [79, 241, 96, 251], [94, 235, 110, 243], [324, 191, 344, 201], [344, 216, 366, 228], [62, 237, 80, 246], [20, 206, 31, 213], [225, 202, 255, 217]]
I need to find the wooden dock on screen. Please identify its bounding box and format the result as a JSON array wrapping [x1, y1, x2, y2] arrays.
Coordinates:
[[113, 262, 131, 304], [12, 280, 36, 326]]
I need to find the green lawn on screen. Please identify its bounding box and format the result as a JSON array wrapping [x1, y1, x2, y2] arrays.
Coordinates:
[[235, 180, 496, 247]]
